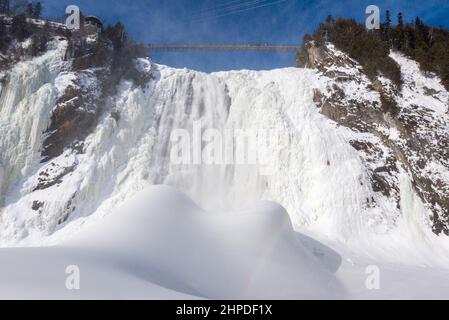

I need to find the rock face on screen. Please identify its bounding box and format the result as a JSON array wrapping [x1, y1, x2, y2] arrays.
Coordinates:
[[298, 41, 449, 235], [0, 19, 152, 244]]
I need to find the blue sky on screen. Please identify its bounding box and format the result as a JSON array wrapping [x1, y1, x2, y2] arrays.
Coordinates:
[[41, 0, 449, 72]]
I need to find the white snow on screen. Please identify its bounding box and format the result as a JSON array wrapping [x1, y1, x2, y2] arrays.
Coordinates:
[[54, 72, 77, 96], [0, 39, 68, 205], [1, 185, 448, 299], [390, 51, 449, 115], [0, 186, 342, 299]]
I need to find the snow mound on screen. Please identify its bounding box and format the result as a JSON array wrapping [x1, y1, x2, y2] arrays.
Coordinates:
[[0, 185, 343, 299]]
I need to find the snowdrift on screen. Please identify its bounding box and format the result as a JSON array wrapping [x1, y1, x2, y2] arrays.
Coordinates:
[[0, 185, 343, 299]]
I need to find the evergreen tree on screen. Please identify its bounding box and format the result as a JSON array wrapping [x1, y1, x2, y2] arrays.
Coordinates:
[[105, 22, 127, 52], [0, 0, 10, 14], [385, 10, 392, 28], [398, 12, 404, 28], [11, 13, 29, 41], [415, 16, 423, 28], [11, 0, 28, 15], [25, 1, 32, 16], [415, 16, 431, 68], [406, 24, 416, 55], [381, 10, 392, 43], [30, 20, 49, 56], [395, 12, 405, 50], [33, 2, 41, 18], [0, 22, 8, 51], [325, 15, 334, 27]]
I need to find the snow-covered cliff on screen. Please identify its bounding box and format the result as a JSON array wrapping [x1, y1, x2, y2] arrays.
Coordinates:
[[0, 34, 449, 271]]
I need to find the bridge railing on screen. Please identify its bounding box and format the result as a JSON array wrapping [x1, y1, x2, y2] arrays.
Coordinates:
[[147, 44, 298, 52]]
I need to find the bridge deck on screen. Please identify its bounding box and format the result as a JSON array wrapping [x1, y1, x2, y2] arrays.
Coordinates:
[[147, 44, 298, 52]]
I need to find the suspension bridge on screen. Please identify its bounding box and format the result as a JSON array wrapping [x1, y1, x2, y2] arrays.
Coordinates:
[[147, 44, 299, 52]]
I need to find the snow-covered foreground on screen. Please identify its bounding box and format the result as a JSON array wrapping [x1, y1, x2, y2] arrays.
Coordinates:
[[0, 186, 341, 299], [1, 186, 448, 300]]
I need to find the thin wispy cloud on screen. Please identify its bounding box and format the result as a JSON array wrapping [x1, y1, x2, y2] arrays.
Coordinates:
[[190, 0, 290, 22]]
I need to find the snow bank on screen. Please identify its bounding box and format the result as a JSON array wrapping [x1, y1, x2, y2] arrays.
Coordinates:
[[2, 185, 448, 299]]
